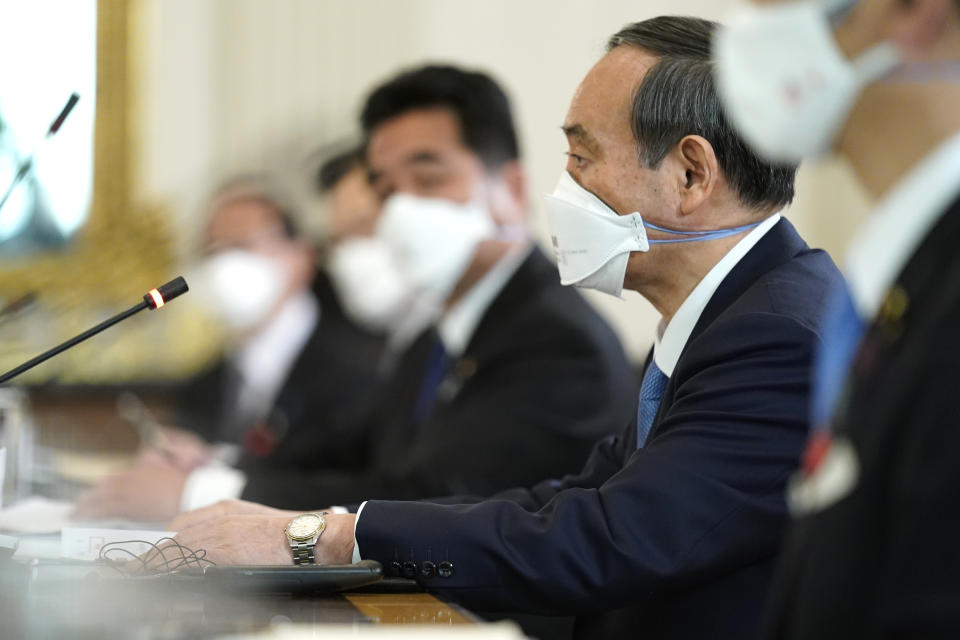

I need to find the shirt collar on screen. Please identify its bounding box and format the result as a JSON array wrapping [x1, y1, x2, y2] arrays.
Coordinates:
[[233, 290, 319, 399], [845, 130, 960, 318], [653, 213, 782, 377], [438, 243, 532, 357]]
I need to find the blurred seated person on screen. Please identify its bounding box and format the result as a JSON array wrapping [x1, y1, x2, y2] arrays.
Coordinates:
[[319, 145, 441, 362], [226, 65, 639, 510], [74, 177, 385, 521], [76, 65, 637, 518]]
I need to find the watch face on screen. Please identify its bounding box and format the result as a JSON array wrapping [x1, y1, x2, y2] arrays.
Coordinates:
[[287, 513, 323, 541]]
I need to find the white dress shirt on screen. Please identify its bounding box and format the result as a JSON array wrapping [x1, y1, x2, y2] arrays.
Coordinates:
[[653, 213, 782, 377], [845, 131, 960, 319], [438, 243, 532, 357], [180, 291, 319, 511]]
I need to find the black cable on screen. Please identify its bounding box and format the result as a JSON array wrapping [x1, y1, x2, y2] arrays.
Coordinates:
[[97, 537, 215, 577]]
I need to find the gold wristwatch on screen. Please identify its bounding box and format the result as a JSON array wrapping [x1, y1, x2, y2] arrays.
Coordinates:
[[284, 512, 326, 565]]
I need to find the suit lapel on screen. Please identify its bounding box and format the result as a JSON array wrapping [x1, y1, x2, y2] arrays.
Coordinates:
[[463, 248, 554, 357], [644, 219, 809, 444], [687, 218, 808, 347], [850, 194, 960, 384], [433, 248, 555, 407]]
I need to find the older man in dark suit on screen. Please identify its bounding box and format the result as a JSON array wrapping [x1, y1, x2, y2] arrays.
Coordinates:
[[166, 18, 842, 639]]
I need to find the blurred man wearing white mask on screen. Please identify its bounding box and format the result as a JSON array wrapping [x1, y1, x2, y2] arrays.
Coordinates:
[[319, 146, 439, 357], [201, 65, 637, 511], [714, 0, 960, 636], [74, 178, 384, 520]]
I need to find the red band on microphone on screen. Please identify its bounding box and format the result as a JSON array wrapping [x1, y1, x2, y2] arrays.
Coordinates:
[[148, 289, 164, 309]]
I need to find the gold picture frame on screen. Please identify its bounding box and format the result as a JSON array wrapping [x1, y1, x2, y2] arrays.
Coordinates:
[[0, 0, 172, 305], [0, 0, 225, 383]]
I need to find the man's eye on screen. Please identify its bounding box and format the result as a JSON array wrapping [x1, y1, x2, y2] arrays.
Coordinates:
[[565, 152, 586, 166], [414, 173, 448, 191]]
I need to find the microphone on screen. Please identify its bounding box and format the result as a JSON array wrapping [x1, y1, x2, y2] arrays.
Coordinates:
[[0, 93, 80, 214], [0, 276, 189, 384]]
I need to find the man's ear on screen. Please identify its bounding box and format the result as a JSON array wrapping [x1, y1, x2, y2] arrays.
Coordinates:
[[889, 0, 955, 56], [671, 135, 718, 217]]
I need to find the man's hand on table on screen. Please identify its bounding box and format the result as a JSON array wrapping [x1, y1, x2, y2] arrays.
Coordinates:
[[72, 457, 187, 522], [168, 498, 296, 531], [160, 511, 357, 566], [72, 426, 216, 522]]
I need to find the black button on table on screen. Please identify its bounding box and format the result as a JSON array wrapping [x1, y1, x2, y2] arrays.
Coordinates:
[[401, 561, 418, 579]]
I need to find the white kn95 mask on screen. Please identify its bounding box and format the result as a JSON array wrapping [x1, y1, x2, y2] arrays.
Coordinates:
[[543, 171, 762, 298]]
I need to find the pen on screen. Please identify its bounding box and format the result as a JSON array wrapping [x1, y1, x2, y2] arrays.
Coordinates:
[[115, 392, 176, 461]]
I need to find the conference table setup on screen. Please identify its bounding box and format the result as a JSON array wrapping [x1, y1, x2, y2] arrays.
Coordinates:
[[0, 554, 503, 638], [0, 384, 525, 639]]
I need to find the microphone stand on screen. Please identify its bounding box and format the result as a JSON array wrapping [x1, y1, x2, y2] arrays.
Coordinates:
[[0, 276, 188, 384], [0, 300, 149, 384]]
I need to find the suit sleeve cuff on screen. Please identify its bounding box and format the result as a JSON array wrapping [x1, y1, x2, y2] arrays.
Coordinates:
[[352, 501, 367, 564]]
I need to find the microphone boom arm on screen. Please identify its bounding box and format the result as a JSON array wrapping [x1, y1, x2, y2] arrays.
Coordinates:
[[0, 276, 188, 384]]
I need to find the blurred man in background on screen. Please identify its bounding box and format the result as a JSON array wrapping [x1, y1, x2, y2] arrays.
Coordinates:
[[713, 0, 960, 636], [318, 146, 439, 358], [232, 65, 638, 509], [74, 177, 385, 520], [79, 65, 636, 517]]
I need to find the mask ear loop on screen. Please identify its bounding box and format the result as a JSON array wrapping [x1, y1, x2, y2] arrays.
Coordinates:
[[645, 220, 763, 244]]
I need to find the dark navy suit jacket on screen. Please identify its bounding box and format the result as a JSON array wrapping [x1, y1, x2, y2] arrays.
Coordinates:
[[356, 219, 842, 639]]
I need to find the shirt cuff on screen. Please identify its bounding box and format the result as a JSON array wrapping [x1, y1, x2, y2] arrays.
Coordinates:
[[180, 464, 247, 512], [351, 501, 367, 564]]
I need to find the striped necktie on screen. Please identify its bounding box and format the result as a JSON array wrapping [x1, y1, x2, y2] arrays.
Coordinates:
[[637, 360, 669, 448]]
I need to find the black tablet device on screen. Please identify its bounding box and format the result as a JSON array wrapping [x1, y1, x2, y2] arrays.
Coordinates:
[[202, 559, 383, 595]]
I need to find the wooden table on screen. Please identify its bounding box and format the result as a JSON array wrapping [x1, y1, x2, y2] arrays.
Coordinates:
[[344, 592, 477, 625]]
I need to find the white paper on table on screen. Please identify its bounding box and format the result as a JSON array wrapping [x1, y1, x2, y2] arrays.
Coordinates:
[[0, 496, 166, 534], [0, 496, 73, 533], [61, 527, 174, 561]]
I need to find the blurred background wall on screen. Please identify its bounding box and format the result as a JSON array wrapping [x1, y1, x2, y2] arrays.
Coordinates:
[[133, 0, 872, 363], [1, 0, 875, 381]]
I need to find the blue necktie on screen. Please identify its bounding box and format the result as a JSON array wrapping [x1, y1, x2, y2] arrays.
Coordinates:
[[409, 338, 449, 429], [810, 280, 866, 430], [637, 360, 669, 448]]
